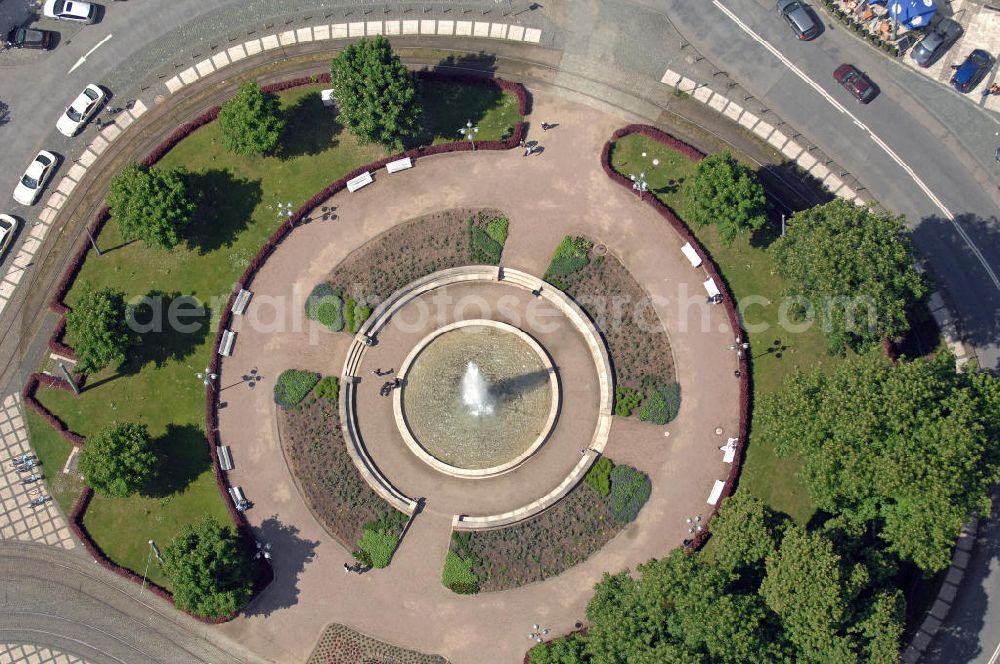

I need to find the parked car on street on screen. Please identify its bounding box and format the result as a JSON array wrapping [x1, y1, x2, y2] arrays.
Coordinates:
[[910, 19, 963, 68], [42, 0, 97, 24], [0, 215, 19, 258], [777, 0, 820, 40], [5, 27, 56, 50], [950, 49, 994, 93], [56, 84, 106, 136], [12, 151, 57, 206], [834, 64, 878, 103]]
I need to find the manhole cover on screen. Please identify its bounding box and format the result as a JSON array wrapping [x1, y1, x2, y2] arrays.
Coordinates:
[[714, 426, 723, 435], [593, 244, 608, 257]]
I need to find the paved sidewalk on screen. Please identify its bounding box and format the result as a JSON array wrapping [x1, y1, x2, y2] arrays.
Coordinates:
[[0, 394, 75, 551], [215, 92, 742, 664], [0, 644, 89, 664]]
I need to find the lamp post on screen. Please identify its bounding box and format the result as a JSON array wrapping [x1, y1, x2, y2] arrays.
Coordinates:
[[629, 172, 648, 198], [459, 120, 479, 150], [277, 201, 293, 220], [255, 540, 272, 561], [196, 367, 218, 390], [728, 339, 750, 359]]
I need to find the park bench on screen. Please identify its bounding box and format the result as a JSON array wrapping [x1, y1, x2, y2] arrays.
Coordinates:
[[681, 242, 702, 268], [346, 171, 373, 192], [320, 89, 336, 107], [217, 445, 234, 471], [720, 437, 737, 464], [385, 157, 413, 174], [706, 479, 726, 506], [219, 329, 236, 356], [702, 277, 721, 300], [228, 485, 249, 511], [231, 289, 252, 316]]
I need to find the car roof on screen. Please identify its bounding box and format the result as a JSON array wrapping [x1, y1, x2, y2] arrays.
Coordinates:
[[937, 18, 963, 37]]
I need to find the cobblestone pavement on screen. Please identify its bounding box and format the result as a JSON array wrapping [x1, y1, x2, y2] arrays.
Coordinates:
[[0, 643, 89, 664], [0, 394, 75, 551]]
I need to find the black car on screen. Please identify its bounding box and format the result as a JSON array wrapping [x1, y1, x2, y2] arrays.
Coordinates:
[[777, 0, 820, 40], [950, 49, 994, 93], [910, 19, 963, 68], [5, 26, 55, 50]]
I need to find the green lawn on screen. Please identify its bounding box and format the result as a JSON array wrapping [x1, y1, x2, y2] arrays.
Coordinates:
[[31, 82, 522, 585], [417, 80, 520, 145], [610, 134, 845, 524], [24, 410, 87, 516]]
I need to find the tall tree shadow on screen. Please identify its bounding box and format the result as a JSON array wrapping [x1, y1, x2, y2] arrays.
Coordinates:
[[911, 213, 1000, 371], [242, 515, 320, 618], [279, 91, 343, 159], [410, 71, 506, 148], [183, 169, 262, 253], [123, 290, 209, 374], [143, 423, 212, 497]]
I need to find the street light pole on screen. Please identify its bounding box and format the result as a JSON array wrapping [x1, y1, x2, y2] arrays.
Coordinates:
[[459, 120, 479, 150], [58, 362, 79, 395], [196, 367, 218, 390], [629, 172, 648, 198], [85, 227, 102, 256]]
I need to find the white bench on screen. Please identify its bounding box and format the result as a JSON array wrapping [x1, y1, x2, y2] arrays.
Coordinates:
[[681, 242, 702, 268], [720, 437, 737, 464], [703, 277, 721, 299], [707, 479, 726, 506], [228, 485, 245, 503], [385, 157, 413, 173], [231, 289, 252, 316], [219, 329, 236, 356], [217, 445, 234, 471], [346, 171, 373, 192], [321, 89, 336, 107]]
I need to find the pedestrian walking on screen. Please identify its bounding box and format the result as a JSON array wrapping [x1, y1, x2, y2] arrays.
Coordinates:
[[540, 122, 550, 130], [991, 84, 1000, 96], [524, 146, 531, 157], [343, 563, 351, 573]]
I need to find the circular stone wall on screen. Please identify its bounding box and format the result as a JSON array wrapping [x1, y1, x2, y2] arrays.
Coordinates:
[[394, 319, 559, 478]]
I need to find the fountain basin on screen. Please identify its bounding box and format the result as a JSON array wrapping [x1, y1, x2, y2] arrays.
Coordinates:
[[394, 320, 560, 478]]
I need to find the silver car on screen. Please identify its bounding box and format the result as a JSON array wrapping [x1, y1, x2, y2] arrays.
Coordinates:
[[777, 0, 820, 40]]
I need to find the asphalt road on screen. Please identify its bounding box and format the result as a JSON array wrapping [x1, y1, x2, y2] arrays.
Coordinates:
[[0, 540, 266, 664], [0, 0, 997, 661]]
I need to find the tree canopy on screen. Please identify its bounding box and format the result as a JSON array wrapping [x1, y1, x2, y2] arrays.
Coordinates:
[[66, 287, 131, 374], [218, 81, 285, 156], [771, 199, 926, 355], [685, 151, 767, 245], [530, 493, 904, 664], [78, 422, 156, 497], [329, 35, 421, 148], [107, 163, 195, 250], [162, 517, 254, 618], [758, 351, 1000, 572]]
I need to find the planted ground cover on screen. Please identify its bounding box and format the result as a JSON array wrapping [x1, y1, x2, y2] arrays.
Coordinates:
[[278, 383, 406, 564], [543, 235, 678, 425], [306, 622, 448, 664], [609, 132, 839, 523], [32, 80, 520, 584], [443, 458, 649, 592], [311, 209, 510, 317]]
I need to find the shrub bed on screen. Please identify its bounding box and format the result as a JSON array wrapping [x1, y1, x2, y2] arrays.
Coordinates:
[[278, 389, 405, 558], [273, 369, 321, 410], [543, 234, 677, 423], [445, 457, 648, 592]]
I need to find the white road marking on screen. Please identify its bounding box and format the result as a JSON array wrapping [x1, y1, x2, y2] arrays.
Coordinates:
[[67, 33, 113, 75], [712, 1, 1000, 292], [988, 639, 1000, 664]]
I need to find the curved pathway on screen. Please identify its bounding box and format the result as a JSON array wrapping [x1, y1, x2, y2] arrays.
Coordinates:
[[214, 91, 741, 664]]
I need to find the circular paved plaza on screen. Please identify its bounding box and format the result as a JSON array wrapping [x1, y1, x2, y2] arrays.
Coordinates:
[[214, 91, 741, 664]]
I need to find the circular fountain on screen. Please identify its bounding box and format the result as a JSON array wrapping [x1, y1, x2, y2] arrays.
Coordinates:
[[394, 320, 560, 478]]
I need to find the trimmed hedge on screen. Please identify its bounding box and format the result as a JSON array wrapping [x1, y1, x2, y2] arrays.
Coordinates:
[[442, 551, 480, 594], [609, 464, 651, 523], [273, 370, 320, 410], [639, 383, 681, 425], [543, 235, 592, 287], [356, 509, 407, 568], [614, 386, 643, 417], [313, 376, 339, 401], [584, 456, 613, 497]]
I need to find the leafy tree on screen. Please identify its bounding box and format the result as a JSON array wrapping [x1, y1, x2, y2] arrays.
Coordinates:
[[329, 36, 421, 148], [772, 199, 926, 355], [78, 422, 155, 497], [708, 492, 780, 573], [758, 351, 1000, 572], [162, 517, 254, 618], [218, 81, 285, 156], [66, 287, 130, 374], [107, 163, 195, 249], [528, 635, 588, 664], [685, 151, 767, 244]]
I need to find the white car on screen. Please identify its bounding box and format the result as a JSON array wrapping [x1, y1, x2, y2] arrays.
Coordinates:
[[0, 215, 19, 258], [42, 0, 97, 23], [13, 151, 57, 206], [56, 84, 106, 137]]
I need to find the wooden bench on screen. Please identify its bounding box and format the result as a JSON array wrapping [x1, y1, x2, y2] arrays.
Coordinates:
[[385, 157, 413, 174], [218, 329, 236, 356], [681, 242, 702, 268], [346, 171, 373, 192], [707, 480, 726, 506], [217, 445, 234, 471], [231, 289, 252, 316]]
